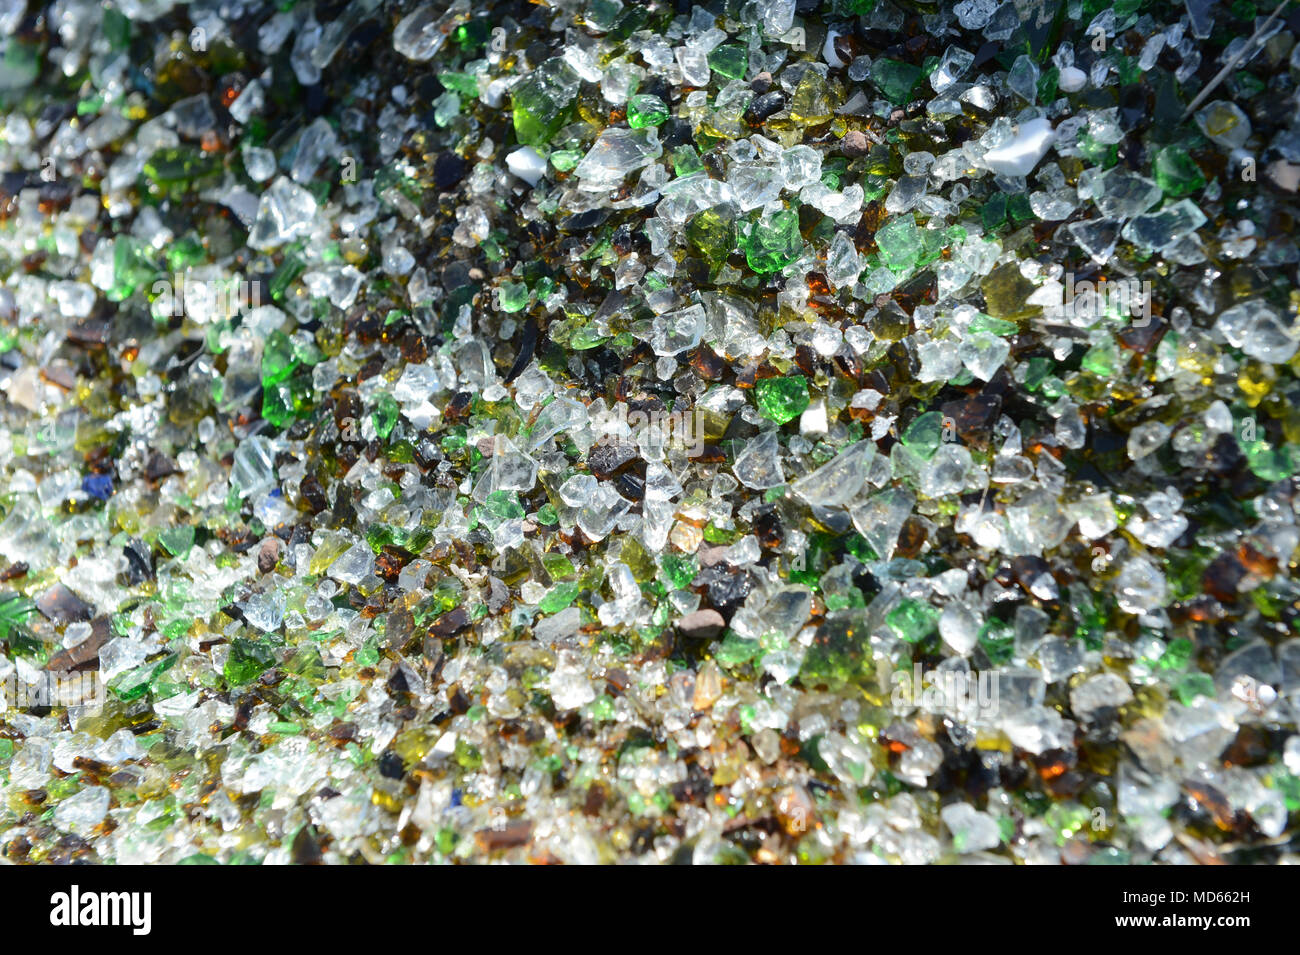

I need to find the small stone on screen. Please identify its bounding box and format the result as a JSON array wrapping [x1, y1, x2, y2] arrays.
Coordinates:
[[258, 538, 280, 574], [1267, 160, 1300, 192], [841, 130, 869, 158], [677, 608, 725, 639], [1058, 66, 1086, 92], [981, 118, 1055, 177], [505, 146, 547, 186]]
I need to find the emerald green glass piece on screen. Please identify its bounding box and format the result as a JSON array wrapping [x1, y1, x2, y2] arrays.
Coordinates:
[[901, 411, 944, 459], [672, 145, 703, 177], [968, 313, 1019, 336], [1174, 672, 1215, 705], [452, 18, 489, 49], [499, 280, 530, 312], [1081, 339, 1120, 377], [1158, 637, 1193, 671], [1077, 129, 1118, 168], [511, 58, 578, 147], [262, 331, 299, 386], [870, 59, 922, 105], [439, 71, 479, 96], [980, 621, 1015, 663], [110, 237, 156, 302], [367, 522, 397, 554], [482, 490, 525, 523], [538, 581, 579, 613], [875, 214, 922, 272], [102, 6, 131, 49], [626, 93, 669, 128], [222, 637, 272, 685], [1276, 773, 1300, 812], [570, 324, 609, 349], [372, 393, 399, 439], [166, 235, 206, 272], [269, 250, 306, 302], [262, 376, 311, 428], [1244, 441, 1298, 481], [110, 653, 177, 701], [158, 525, 195, 558], [1024, 356, 1053, 391], [885, 599, 939, 643], [550, 149, 581, 171], [707, 43, 748, 80], [441, 427, 467, 453], [660, 553, 698, 590], [355, 637, 380, 666], [715, 631, 761, 667], [1153, 145, 1206, 197], [1037, 66, 1058, 103], [738, 209, 802, 274], [982, 192, 1007, 231], [0, 593, 36, 640], [754, 375, 810, 424]]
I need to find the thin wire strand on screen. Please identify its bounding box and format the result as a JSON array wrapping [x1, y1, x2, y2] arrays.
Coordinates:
[[1180, 0, 1290, 121]]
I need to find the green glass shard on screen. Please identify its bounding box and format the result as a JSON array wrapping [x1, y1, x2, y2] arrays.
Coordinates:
[[738, 209, 801, 274], [870, 59, 922, 105], [158, 525, 195, 558], [538, 581, 579, 613], [901, 411, 944, 459], [886, 599, 939, 643], [660, 553, 698, 590], [626, 93, 669, 129], [754, 375, 810, 424], [875, 214, 922, 272], [511, 58, 579, 147], [372, 393, 399, 439], [707, 44, 748, 80], [1153, 145, 1206, 197], [498, 280, 530, 312]]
